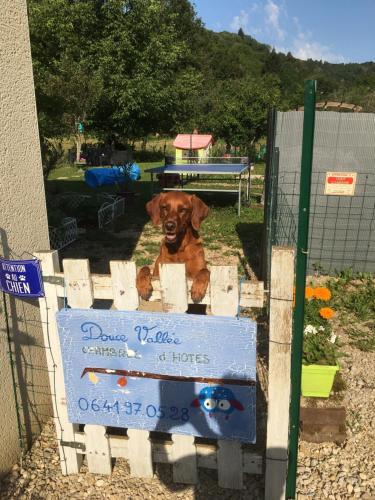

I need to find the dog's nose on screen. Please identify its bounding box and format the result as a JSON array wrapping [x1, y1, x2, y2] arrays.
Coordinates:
[[165, 221, 176, 232]]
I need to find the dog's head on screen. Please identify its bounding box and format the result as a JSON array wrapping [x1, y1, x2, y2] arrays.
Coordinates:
[[146, 192, 209, 244]]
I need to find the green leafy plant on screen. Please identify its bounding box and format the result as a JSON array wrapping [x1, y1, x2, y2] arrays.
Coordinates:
[[347, 326, 375, 352], [41, 139, 64, 180], [327, 271, 375, 353], [302, 286, 346, 366], [311, 262, 326, 277], [329, 273, 375, 323]]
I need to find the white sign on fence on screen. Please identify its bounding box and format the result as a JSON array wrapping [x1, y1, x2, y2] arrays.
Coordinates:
[[324, 171, 357, 196]]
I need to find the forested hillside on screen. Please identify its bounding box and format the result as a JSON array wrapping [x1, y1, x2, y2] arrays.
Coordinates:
[[211, 30, 375, 111], [27, 0, 375, 154]]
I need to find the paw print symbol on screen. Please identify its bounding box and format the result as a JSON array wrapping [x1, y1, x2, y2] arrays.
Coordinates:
[[5, 274, 11, 280], [19, 275, 26, 281]]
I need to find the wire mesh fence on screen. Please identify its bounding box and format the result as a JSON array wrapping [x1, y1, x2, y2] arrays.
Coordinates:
[[274, 169, 375, 274], [49, 217, 78, 250], [264, 110, 375, 278], [98, 197, 125, 228]]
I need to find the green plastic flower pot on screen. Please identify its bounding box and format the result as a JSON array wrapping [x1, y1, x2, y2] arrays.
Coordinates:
[[301, 364, 339, 398]]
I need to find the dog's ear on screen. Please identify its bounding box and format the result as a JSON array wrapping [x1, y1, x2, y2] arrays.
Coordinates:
[[191, 195, 209, 231], [146, 194, 162, 226]]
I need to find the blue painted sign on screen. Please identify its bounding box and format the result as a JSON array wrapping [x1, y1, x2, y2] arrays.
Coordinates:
[[0, 258, 44, 298], [57, 308, 256, 443]]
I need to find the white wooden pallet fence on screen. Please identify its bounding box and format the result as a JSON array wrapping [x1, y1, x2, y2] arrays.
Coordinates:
[[35, 247, 294, 496]]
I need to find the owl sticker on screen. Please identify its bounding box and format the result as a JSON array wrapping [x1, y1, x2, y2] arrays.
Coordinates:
[[191, 386, 244, 420]]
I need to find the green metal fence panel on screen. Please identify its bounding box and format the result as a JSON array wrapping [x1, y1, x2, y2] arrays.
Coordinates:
[[273, 110, 375, 274]]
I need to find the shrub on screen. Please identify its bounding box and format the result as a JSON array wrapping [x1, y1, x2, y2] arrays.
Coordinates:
[[133, 149, 164, 162]]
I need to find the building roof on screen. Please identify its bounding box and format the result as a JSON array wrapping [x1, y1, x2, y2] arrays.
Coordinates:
[[173, 134, 213, 150]]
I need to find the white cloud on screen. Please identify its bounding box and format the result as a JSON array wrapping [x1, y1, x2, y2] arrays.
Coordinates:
[[265, 0, 285, 41], [274, 14, 345, 63], [249, 26, 263, 37], [230, 10, 249, 32], [229, 2, 345, 63], [292, 32, 346, 63], [229, 3, 260, 33]]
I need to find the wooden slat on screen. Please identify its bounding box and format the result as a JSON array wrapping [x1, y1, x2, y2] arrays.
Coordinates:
[[243, 451, 263, 475], [159, 263, 197, 484], [241, 281, 264, 308], [73, 431, 263, 474], [111, 263, 154, 478], [265, 246, 295, 500], [171, 435, 198, 484], [110, 260, 139, 310], [217, 441, 243, 490], [35, 251, 83, 475], [63, 259, 93, 309], [51, 272, 265, 308], [84, 425, 111, 474], [63, 258, 112, 475], [160, 263, 188, 313], [91, 274, 113, 299], [210, 266, 239, 316], [127, 429, 153, 477], [211, 265, 243, 490]]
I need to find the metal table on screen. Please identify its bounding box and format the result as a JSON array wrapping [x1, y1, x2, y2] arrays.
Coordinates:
[[145, 163, 251, 216]]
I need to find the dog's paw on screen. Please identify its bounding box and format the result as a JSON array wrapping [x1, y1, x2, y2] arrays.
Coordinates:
[[191, 269, 210, 303], [191, 279, 208, 304], [138, 281, 153, 301], [136, 266, 153, 301]]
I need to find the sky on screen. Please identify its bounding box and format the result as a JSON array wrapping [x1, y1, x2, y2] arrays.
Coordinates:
[[192, 0, 375, 64]]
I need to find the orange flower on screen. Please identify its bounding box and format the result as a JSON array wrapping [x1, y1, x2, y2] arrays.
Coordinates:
[[314, 287, 332, 301], [319, 307, 335, 319], [305, 286, 314, 300]]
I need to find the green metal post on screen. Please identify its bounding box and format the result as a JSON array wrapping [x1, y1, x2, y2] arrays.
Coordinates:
[[286, 80, 316, 499]]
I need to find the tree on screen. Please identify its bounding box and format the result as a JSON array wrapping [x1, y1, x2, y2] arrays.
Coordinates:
[[204, 76, 281, 154], [263, 48, 282, 75], [27, 0, 375, 151], [28, 0, 203, 147], [28, 0, 105, 163], [92, 0, 204, 139]]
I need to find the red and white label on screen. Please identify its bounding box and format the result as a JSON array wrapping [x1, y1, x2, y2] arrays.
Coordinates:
[[324, 172, 357, 196]]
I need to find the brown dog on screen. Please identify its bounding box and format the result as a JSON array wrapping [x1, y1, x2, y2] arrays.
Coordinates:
[[136, 191, 210, 303]]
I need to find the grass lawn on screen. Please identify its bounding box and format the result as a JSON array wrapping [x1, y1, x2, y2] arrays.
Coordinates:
[[46, 161, 265, 278]]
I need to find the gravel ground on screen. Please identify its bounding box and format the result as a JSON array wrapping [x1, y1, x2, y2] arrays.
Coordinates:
[[1, 332, 373, 499], [0, 419, 263, 499], [296, 330, 375, 499]]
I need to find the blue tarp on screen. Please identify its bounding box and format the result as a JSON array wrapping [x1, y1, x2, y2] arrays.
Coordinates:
[[85, 164, 141, 188]]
